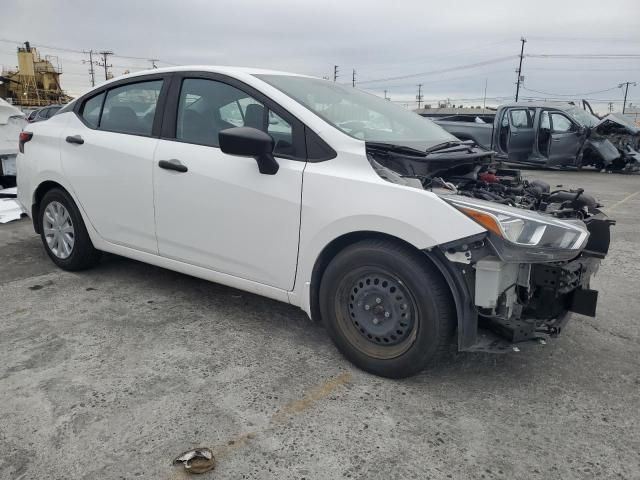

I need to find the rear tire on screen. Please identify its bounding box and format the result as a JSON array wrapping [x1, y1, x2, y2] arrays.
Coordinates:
[[319, 239, 455, 378], [38, 188, 101, 271]]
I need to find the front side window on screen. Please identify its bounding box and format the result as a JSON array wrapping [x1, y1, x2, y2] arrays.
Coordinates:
[[550, 113, 574, 133], [100, 80, 163, 136], [81, 92, 105, 128], [176, 78, 297, 157]]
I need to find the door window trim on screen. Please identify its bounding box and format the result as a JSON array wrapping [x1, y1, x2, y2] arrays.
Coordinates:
[[72, 73, 173, 138], [161, 71, 312, 162]]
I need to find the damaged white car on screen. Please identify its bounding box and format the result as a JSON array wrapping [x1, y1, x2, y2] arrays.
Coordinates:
[[17, 67, 613, 378]]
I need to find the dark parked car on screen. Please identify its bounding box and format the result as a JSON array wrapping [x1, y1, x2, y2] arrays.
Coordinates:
[[432, 102, 639, 172], [27, 105, 63, 123]]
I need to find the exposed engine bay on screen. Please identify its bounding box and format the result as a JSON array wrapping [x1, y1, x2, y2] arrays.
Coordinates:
[[368, 140, 607, 220], [367, 141, 615, 351]]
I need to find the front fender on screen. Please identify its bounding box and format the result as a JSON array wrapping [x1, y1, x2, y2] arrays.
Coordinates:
[[290, 155, 485, 314]]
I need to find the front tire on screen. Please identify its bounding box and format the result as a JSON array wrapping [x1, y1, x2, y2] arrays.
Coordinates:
[[38, 188, 101, 271], [319, 239, 455, 378]]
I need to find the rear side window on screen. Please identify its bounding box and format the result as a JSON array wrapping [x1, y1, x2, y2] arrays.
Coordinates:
[[81, 93, 105, 128], [100, 80, 163, 136]]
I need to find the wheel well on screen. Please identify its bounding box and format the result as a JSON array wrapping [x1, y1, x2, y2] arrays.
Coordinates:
[[308, 231, 453, 323], [32, 180, 67, 233]]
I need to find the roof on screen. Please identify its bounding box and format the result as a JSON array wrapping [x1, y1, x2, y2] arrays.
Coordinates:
[[498, 101, 576, 110], [96, 65, 312, 88]]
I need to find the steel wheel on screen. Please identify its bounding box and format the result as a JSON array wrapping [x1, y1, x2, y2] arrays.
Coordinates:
[[336, 267, 419, 360], [43, 201, 75, 259]]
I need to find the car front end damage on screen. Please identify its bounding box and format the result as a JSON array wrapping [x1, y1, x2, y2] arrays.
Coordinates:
[[579, 108, 640, 173], [366, 140, 615, 352], [434, 210, 612, 352]]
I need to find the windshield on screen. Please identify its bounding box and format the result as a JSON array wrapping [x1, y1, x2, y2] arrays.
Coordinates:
[[256, 74, 456, 150], [565, 107, 599, 127]]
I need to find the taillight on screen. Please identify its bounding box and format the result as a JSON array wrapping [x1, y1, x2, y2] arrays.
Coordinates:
[[19, 131, 33, 153]]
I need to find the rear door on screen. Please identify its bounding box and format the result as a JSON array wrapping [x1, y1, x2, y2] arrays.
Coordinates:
[[506, 108, 535, 162], [152, 73, 305, 289], [547, 112, 582, 167], [60, 75, 169, 253]]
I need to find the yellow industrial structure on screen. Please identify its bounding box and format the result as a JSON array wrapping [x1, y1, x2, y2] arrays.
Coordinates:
[[0, 42, 71, 107]]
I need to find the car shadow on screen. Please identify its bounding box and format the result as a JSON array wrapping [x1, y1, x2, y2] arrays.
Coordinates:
[[79, 253, 546, 385]]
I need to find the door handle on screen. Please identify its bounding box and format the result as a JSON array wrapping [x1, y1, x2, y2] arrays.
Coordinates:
[[158, 159, 188, 173], [65, 135, 84, 145]]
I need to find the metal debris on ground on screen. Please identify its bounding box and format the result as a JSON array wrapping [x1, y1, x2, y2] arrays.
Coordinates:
[[172, 448, 216, 474], [0, 194, 23, 223]]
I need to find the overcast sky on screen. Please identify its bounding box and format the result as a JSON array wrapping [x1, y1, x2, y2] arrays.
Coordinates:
[[2, 0, 639, 113]]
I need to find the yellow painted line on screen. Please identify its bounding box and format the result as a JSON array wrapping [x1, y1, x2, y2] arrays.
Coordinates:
[[608, 190, 640, 211]]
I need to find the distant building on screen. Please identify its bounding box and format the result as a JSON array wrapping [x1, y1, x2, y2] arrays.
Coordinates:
[[0, 42, 71, 107]]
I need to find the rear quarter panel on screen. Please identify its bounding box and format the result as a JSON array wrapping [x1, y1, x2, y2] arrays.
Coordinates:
[[17, 113, 71, 214]]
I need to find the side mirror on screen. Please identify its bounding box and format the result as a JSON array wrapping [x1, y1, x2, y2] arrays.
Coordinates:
[[219, 127, 279, 175], [579, 126, 591, 137]]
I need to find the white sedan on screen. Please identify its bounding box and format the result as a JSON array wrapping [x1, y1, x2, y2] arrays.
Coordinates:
[[17, 67, 611, 377]]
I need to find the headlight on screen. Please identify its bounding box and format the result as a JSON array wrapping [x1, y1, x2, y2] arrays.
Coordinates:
[[446, 196, 589, 262]]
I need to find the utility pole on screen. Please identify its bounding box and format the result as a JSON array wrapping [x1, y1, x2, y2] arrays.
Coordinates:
[[97, 50, 114, 81], [619, 81, 637, 114], [608, 102, 614, 113], [83, 50, 97, 87], [149, 59, 159, 69], [416, 84, 423, 109], [352, 69, 356, 87], [333, 65, 339, 82], [483, 78, 488, 110], [384, 89, 390, 101], [515, 37, 527, 102]]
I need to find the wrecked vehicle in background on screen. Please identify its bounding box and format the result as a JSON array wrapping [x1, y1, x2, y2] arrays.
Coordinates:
[[18, 68, 614, 378], [432, 102, 640, 172], [0, 98, 26, 188]]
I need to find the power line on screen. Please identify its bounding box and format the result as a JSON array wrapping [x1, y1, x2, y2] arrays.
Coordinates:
[[356, 55, 518, 85], [0, 38, 178, 66], [527, 53, 640, 59], [521, 85, 624, 97]]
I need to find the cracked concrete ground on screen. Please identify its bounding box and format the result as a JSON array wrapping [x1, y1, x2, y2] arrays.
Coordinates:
[[0, 170, 639, 480]]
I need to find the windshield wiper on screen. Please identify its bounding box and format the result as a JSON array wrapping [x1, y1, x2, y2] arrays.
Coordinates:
[[366, 142, 427, 156], [424, 141, 466, 153]]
